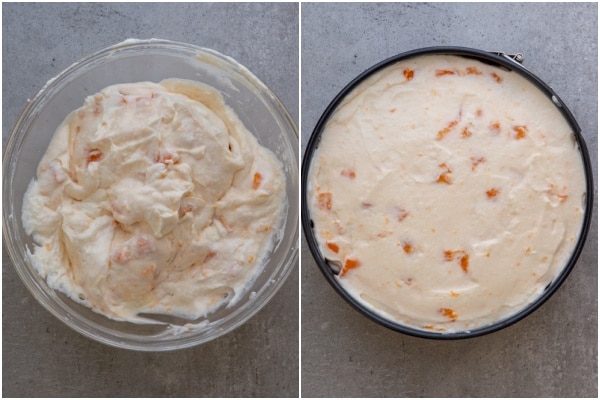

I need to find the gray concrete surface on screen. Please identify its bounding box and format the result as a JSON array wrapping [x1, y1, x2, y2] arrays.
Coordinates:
[[3, 3, 298, 397], [301, 3, 597, 398]]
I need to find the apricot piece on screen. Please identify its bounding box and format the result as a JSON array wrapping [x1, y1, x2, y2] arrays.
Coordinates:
[[437, 120, 458, 140], [491, 72, 503, 83], [466, 67, 482, 75], [436, 163, 452, 184], [486, 188, 500, 198], [86, 149, 103, 164], [403, 68, 414, 81], [341, 169, 356, 179], [444, 250, 470, 273], [548, 184, 568, 202], [340, 258, 360, 277], [444, 250, 455, 261], [253, 172, 262, 189], [460, 254, 469, 273], [513, 125, 527, 140], [326, 242, 339, 253], [317, 192, 332, 210], [436, 69, 455, 76], [440, 308, 458, 320]]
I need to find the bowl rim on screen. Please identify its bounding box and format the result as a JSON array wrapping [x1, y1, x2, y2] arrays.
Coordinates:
[[3, 38, 299, 351], [301, 45, 595, 340]]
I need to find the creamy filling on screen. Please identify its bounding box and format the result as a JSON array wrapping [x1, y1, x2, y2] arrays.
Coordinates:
[[308, 55, 586, 333], [23, 79, 285, 323]]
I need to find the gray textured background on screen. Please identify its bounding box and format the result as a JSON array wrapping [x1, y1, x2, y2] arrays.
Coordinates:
[[301, 3, 597, 398], [3, 2, 599, 398], [3, 3, 298, 397]]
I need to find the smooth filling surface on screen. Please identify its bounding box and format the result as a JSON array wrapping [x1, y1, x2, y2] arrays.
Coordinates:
[[308, 55, 586, 333], [23, 79, 285, 323]]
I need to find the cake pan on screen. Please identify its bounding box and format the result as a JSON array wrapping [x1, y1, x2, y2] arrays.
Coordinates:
[[301, 46, 594, 339]]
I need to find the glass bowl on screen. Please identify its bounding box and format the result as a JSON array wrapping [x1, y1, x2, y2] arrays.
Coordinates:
[[302, 46, 594, 339], [3, 39, 299, 351]]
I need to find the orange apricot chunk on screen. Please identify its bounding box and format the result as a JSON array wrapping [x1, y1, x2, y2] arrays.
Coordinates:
[[444, 250, 455, 261], [436, 163, 452, 184], [437, 120, 458, 140], [86, 149, 103, 164], [403, 68, 414, 81], [436, 69, 455, 76], [491, 72, 503, 83], [486, 188, 500, 198], [341, 169, 356, 179], [253, 172, 262, 189], [548, 184, 568, 202], [460, 254, 469, 273], [557, 193, 568, 202], [340, 258, 360, 277], [440, 308, 458, 320], [444, 250, 470, 273], [317, 192, 332, 210], [513, 125, 528, 140], [326, 242, 339, 253]]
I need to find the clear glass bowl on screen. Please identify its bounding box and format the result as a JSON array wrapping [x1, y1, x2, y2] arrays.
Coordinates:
[[3, 39, 299, 351]]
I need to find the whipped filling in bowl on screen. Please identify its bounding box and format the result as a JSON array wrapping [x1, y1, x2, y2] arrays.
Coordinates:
[[307, 53, 588, 334], [23, 79, 285, 323]]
